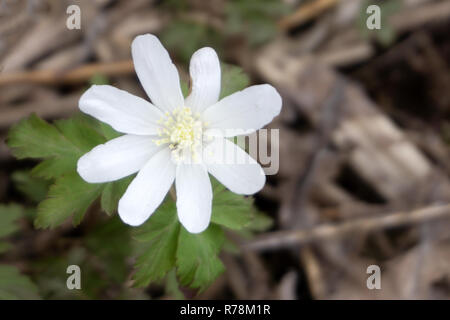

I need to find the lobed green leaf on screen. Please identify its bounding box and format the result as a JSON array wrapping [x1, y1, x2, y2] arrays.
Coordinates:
[[133, 200, 180, 287], [8, 113, 134, 228], [11, 170, 51, 203], [7, 114, 77, 160], [7, 114, 105, 179], [35, 172, 103, 228], [0, 265, 40, 300], [84, 216, 132, 283], [0, 204, 23, 238], [176, 224, 225, 292], [211, 179, 254, 230], [219, 63, 250, 99], [101, 176, 134, 216]]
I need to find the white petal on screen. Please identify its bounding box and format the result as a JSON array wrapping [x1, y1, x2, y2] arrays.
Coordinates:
[[203, 84, 282, 137], [118, 147, 175, 226], [77, 134, 160, 183], [176, 164, 212, 234], [204, 138, 265, 195], [79, 85, 163, 135], [131, 34, 184, 112], [185, 47, 221, 113]]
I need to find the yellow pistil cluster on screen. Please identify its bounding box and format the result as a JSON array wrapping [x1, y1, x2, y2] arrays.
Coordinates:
[[154, 107, 204, 162]]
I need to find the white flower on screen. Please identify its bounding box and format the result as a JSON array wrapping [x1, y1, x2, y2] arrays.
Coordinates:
[[77, 34, 282, 233]]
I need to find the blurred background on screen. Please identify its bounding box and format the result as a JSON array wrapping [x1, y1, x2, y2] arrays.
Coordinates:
[[1, 0, 450, 299]]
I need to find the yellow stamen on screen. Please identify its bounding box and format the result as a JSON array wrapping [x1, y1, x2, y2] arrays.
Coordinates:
[[154, 107, 207, 162]]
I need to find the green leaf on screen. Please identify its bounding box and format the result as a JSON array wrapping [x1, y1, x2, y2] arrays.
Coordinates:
[[225, 0, 288, 46], [133, 200, 180, 287], [247, 211, 273, 232], [7, 114, 78, 160], [162, 20, 223, 64], [89, 73, 109, 86], [7, 114, 106, 179], [376, 25, 396, 47], [84, 216, 132, 283], [54, 117, 105, 153], [99, 122, 122, 140], [101, 176, 133, 216], [0, 265, 40, 299], [32, 248, 90, 299], [35, 172, 103, 228], [0, 204, 22, 238], [176, 224, 225, 292], [246, 18, 277, 46], [220, 63, 250, 99], [0, 204, 20, 254], [8, 113, 117, 228], [211, 179, 254, 230], [0, 242, 12, 254], [222, 237, 240, 254], [162, 0, 188, 11], [165, 269, 185, 299], [11, 170, 50, 203], [31, 157, 77, 180], [357, 0, 402, 47]]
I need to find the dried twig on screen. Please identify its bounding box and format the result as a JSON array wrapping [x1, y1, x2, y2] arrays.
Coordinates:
[[244, 203, 450, 251], [278, 0, 338, 31], [0, 94, 79, 129], [0, 60, 134, 86]]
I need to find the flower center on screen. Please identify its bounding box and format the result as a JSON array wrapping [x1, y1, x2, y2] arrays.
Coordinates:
[[154, 107, 204, 162]]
